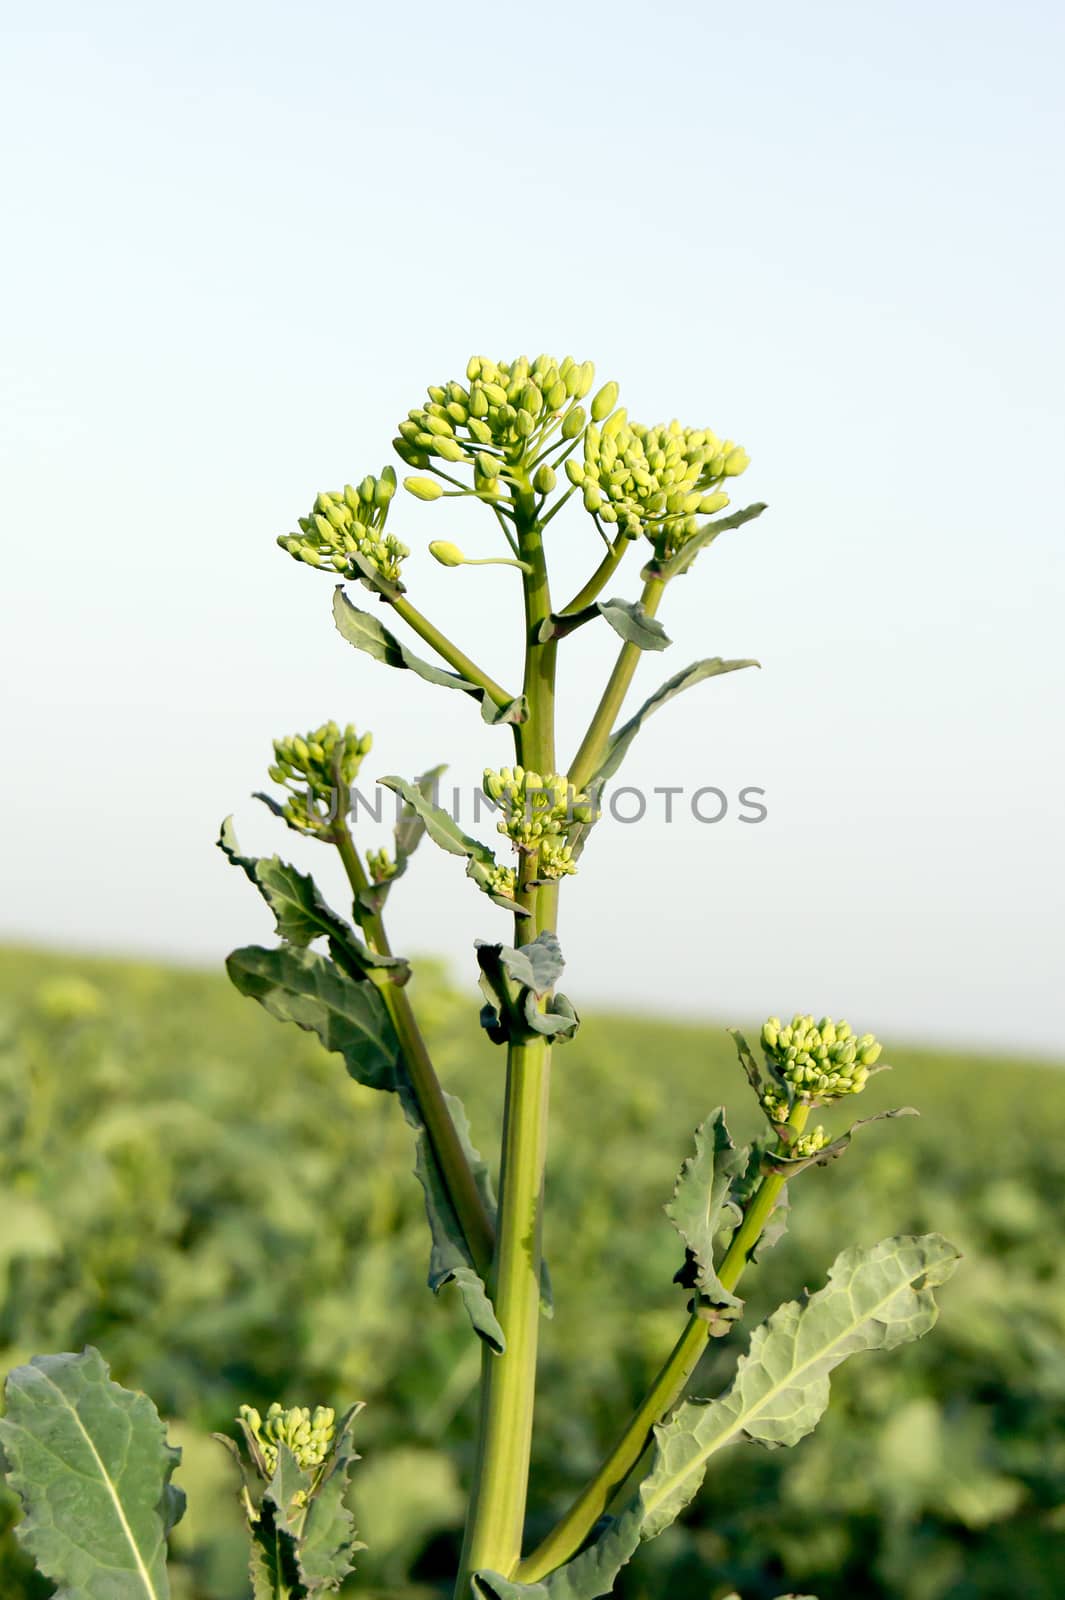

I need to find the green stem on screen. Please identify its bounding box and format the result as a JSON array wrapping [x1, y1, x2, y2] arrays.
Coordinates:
[[456, 483, 557, 1593], [335, 827, 495, 1277], [567, 576, 665, 790], [517, 1103, 810, 1582], [559, 535, 630, 616], [387, 590, 515, 712]]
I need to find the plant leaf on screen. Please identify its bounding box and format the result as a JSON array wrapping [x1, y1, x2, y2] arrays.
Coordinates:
[[475, 934, 579, 1045], [641, 502, 768, 582], [219, 820, 409, 984], [539, 599, 672, 652], [592, 658, 760, 789], [597, 597, 672, 651], [248, 1506, 301, 1599], [763, 1108, 920, 1176], [0, 1346, 183, 1600], [666, 1109, 747, 1308], [379, 775, 522, 914], [334, 588, 526, 726], [295, 1405, 367, 1593], [225, 944, 400, 1092], [334, 587, 480, 693], [484, 1234, 959, 1600], [413, 1112, 504, 1352], [225, 944, 500, 1346]]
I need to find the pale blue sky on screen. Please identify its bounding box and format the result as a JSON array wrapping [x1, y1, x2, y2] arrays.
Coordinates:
[[2, 1, 1063, 1054]]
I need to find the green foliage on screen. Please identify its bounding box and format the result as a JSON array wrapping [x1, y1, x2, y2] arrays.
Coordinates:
[[1, 947, 1062, 1599], [0, 1347, 183, 1599]]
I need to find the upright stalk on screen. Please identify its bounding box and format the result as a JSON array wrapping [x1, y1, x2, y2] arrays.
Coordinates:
[[334, 827, 495, 1277], [456, 482, 558, 1591], [567, 576, 665, 790], [518, 1103, 810, 1582]]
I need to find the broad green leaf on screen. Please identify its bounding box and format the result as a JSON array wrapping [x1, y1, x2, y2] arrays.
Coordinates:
[[225, 944, 400, 1092], [666, 1109, 746, 1308], [219, 819, 409, 984], [640, 1234, 958, 1533], [641, 502, 768, 582], [483, 1234, 959, 1600], [592, 658, 760, 789], [0, 1346, 183, 1600], [226, 944, 500, 1346], [539, 598, 672, 652]]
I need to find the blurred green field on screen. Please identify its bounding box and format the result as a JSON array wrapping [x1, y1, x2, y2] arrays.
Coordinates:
[[1, 943, 1062, 1600]]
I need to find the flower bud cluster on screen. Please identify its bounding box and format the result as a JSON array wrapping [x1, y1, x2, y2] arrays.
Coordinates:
[[239, 1402, 336, 1476], [482, 766, 596, 874], [484, 862, 517, 900], [279, 470, 408, 584], [366, 847, 397, 885], [269, 722, 372, 838], [564, 416, 749, 559], [761, 1015, 882, 1101], [790, 1125, 830, 1159], [395, 355, 598, 487]]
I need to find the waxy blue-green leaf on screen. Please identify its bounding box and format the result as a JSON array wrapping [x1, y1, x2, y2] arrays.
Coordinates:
[[333, 588, 480, 693], [413, 1103, 504, 1352], [291, 1405, 366, 1593], [225, 944, 400, 1092], [354, 764, 448, 916], [0, 1346, 183, 1600], [641, 502, 768, 582], [250, 1411, 366, 1596], [592, 658, 760, 789], [379, 775, 524, 915], [539, 598, 672, 653], [764, 1107, 919, 1176], [334, 589, 526, 728], [476, 934, 579, 1045], [666, 1108, 746, 1308], [482, 1234, 959, 1600], [225, 944, 500, 1346], [219, 819, 409, 984]]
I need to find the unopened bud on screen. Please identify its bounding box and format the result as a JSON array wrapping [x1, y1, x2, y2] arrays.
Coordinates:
[[404, 476, 444, 502], [429, 540, 465, 567], [590, 380, 619, 422]]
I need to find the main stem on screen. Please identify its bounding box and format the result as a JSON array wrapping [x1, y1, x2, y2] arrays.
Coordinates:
[[456, 485, 557, 1592], [335, 828, 495, 1276], [517, 1103, 810, 1582]]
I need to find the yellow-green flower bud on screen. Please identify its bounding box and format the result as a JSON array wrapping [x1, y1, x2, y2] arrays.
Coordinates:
[[404, 476, 443, 502], [533, 463, 557, 495], [757, 1012, 884, 1103], [590, 380, 619, 422], [429, 540, 465, 567], [433, 437, 466, 463], [723, 446, 750, 476]]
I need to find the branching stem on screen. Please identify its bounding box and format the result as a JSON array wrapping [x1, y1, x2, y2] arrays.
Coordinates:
[[517, 1102, 811, 1581]]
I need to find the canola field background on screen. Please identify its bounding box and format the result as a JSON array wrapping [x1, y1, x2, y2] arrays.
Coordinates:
[[1, 944, 1062, 1599]]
